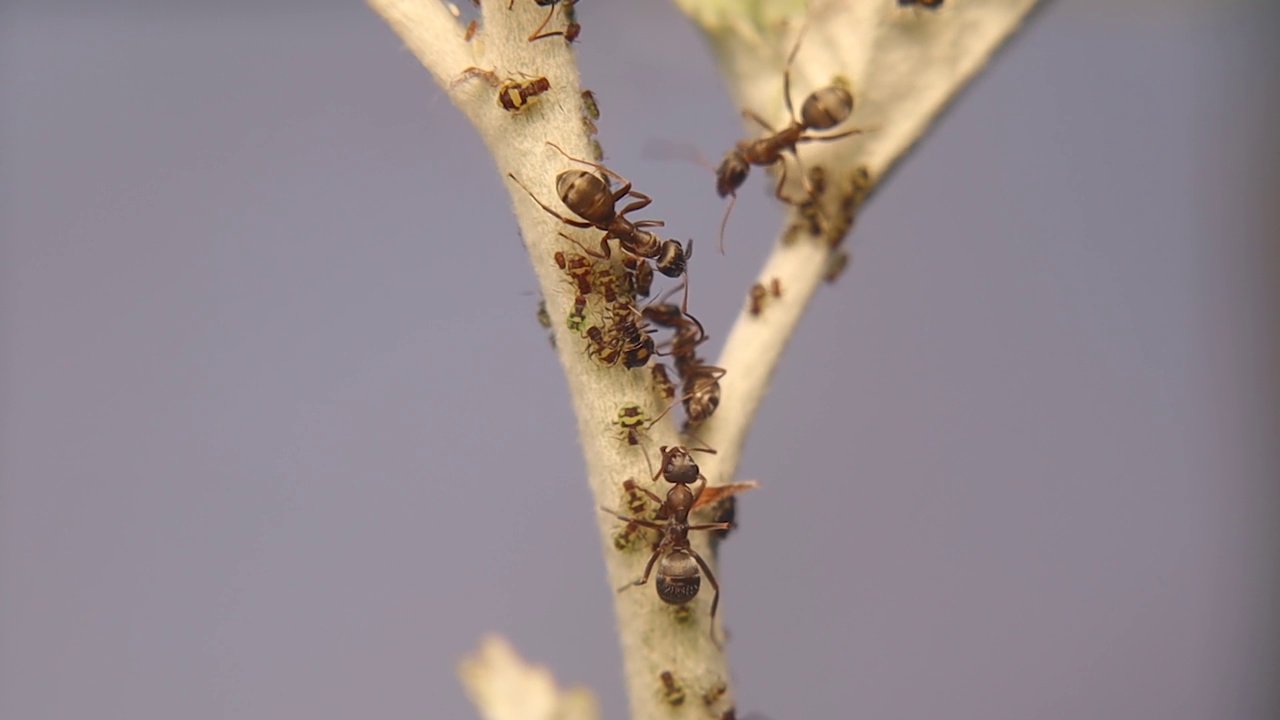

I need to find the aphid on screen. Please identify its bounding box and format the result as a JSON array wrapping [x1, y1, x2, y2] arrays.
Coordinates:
[[554, 250, 595, 296], [464, 19, 478, 41], [823, 249, 849, 284], [602, 446, 732, 638], [584, 325, 621, 366], [769, 277, 783, 298], [614, 403, 648, 446], [497, 76, 551, 113], [536, 298, 551, 328], [659, 671, 686, 707], [581, 89, 600, 120], [748, 282, 768, 316], [450, 68, 551, 114], [612, 480, 658, 551], [714, 24, 864, 250], [566, 293, 588, 332], [508, 143, 693, 289], [624, 256, 654, 298]]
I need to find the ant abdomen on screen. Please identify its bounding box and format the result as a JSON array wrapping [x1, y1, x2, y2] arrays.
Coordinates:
[[657, 551, 702, 604], [556, 171, 615, 225], [800, 86, 854, 130]]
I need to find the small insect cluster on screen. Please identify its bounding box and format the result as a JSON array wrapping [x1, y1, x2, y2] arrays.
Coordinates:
[[461, 2, 895, 672]]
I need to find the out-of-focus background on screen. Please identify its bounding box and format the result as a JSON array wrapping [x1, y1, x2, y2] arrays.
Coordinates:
[[2, 1, 1277, 718]]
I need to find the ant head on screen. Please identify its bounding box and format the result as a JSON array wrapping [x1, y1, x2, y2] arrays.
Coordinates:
[[801, 86, 854, 130], [715, 151, 750, 198], [654, 240, 688, 278], [657, 445, 701, 485]]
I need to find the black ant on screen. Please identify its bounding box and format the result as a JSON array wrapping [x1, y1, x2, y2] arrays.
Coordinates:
[[508, 143, 693, 300], [602, 445, 730, 639], [714, 24, 864, 250]]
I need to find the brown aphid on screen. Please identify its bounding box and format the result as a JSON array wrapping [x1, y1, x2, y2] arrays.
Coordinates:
[[584, 325, 621, 366], [659, 671, 686, 707], [554, 250, 595, 296], [602, 445, 732, 639], [610, 304, 656, 369], [508, 143, 693, 289], [463, 19, 478, 41], [497, 76, 551, 113], [714, 23, 864, 251], [624, 256, 654, 298], [823, 250, 850, 284], [581, 89, 600, 120], [748, 282, 768, 316], [450, 67, 551, 114], [769, 277, 783, 298]]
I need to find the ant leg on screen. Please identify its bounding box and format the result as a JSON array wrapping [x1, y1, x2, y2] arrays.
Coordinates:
[[618, 547, 663, 593], [798, 127, 865, 144], [600, 507, 665, 531], [526, 3, 558, 41], [508, 174, 594, 228], [781, 20, 813, 121], [449, 66, 499, 89], [545, 142, 637, 202], [562, 232, 614, 261], [618, 192, 656, 217], [741, 109, 776, 133], [771, 158, 806, 205], [689, 522, 732, 532], [689, 549, 722, 641]]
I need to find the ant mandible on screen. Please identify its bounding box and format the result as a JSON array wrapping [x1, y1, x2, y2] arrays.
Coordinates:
[[714, 22, 865, 251]]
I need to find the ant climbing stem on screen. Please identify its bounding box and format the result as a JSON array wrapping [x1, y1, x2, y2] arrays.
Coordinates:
[[507, 143, 696, 314], [602, 445, 730, 642], [713, 18, 866, 250]]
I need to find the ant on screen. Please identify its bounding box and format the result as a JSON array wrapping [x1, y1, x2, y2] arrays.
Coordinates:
[[450, 68, 551, 114], [508, 143, 693, 299], [714, 23, 864, 251], [602, 445, 730, 639]]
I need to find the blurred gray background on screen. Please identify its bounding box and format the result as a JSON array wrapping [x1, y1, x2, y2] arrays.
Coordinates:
[[2, 1, 1277, 718]]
